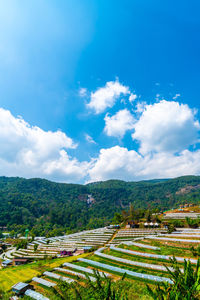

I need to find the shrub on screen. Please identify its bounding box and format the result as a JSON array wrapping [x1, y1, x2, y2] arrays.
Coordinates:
[[147, 257, 200, 299]]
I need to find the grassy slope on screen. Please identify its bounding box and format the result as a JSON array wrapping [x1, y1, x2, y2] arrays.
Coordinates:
[[0, 253, 89, 291]]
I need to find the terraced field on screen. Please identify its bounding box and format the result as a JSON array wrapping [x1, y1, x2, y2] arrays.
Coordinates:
[[1, 227, 116, 260], [0, 254, 89, 291], [4, 227, 200, 299]]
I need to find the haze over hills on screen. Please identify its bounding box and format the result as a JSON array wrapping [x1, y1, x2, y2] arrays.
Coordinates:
[[0, 175, 200, 235]]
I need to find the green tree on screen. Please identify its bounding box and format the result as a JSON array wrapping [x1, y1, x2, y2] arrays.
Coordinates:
[[9, 230, 15, 238], [112, 213, 123, 224], [145, 209, 152, 222], [167, 223, 175, 234], [190, 245, 200, 257], [186, 217, 199, 229], [34, 244, 38, 252], [15, 239, 28, 250], [31, 233, 36, 242], [1, 244, 7, 252]]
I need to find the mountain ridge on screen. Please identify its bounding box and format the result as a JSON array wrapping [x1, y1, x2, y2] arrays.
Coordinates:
[[0, 175, 200, 236]]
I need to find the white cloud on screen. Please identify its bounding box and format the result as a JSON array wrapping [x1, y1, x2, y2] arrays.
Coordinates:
[[104, 109, 135, 138], [87, 80, 129, 114], [129, 93, 137, 102], [155, 93, 161, 101], [0, 108, 88, 182], [132, 100, 200, 154], [88, 146, 200, 183], [173, 93, 181, 100], [138, 150, 200, 179], [42, 150, 90, 182], [135, 101, 147, 113], [87, 99, 200, 183], [79, 88, 87, 97], [88, 146, 142, 182], [85, 133, 97, 144], [2, 98, 200, 184]]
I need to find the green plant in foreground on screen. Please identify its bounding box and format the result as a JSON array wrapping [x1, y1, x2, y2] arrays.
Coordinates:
[[50, 270, 128, 300], [0, 288, 11, 300], [190, 246, 200, 257], [147, 257, 200, 299]]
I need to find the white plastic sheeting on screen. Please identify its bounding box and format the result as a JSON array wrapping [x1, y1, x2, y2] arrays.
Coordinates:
[[121, 241, 160, 250], [43, 271, 74, 283], [110, 246, 197, 264], [146, 236, 200, 243], [25, 289, 49, 300], [63, 262, 109, 277], [161, 234, 200, 238], [95, 248, 178, 272], [32, 277, 56, 287], [77, 258, 173, 284], [54, 267, 96, 281]]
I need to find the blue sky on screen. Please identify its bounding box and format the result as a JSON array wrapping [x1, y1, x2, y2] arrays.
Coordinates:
[[0, 0, 200, 183]]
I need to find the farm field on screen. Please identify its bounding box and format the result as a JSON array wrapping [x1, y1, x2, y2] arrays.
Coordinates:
[[0, 253, 89, 291], [2, 226, 200, 299], [1, 227, 116, 260]]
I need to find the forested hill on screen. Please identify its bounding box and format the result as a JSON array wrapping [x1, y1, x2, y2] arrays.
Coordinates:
[[0, 175, 200, 235]]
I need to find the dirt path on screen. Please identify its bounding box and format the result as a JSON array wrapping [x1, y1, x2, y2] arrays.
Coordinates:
[[107, 228, 120, 245]]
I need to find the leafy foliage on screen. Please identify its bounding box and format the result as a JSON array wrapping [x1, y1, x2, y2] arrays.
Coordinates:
[[0, 175, 200, 235], [190, 246, 200, 257], [147, 257, 200, 299], [14, 239, 28, 250], [186, 217, 200, 228], [0, 288, 11, 300], [50, 270, 127, 300]]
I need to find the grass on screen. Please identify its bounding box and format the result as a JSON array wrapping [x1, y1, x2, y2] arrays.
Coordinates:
[[0, 253, 89, 291], [104, 249, 185, 269], [44, 267, 153, 300], [77, 258, 169, 287], [144, 238, 198, 249], [29, 258, 153, 299], [118, 243, 195, 258], [113, 236, 144, 240], [78, 253, 171, 280], [2, 233, 198, 299], [138, 239, 196, 256], [53, 269, 84, 280]]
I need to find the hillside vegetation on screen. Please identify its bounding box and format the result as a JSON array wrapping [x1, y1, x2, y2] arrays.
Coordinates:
[[0, 176, 200, 236]]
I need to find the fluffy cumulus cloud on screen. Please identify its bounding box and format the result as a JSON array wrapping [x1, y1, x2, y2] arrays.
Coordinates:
[[88, 147, 200, 183], [139, 150, 200, 179], [87, 100, 200, 182], [42, 150, 89, 182], [104, 109, 135, 138], [129, 93, 137, 102], [88, 146, 143, 182], [132, 100, 200, 154], [135, 101, 147, 113], [0, 108, 88, 182], [87, 80, 129, 114], [2, 97, 200, 183]]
